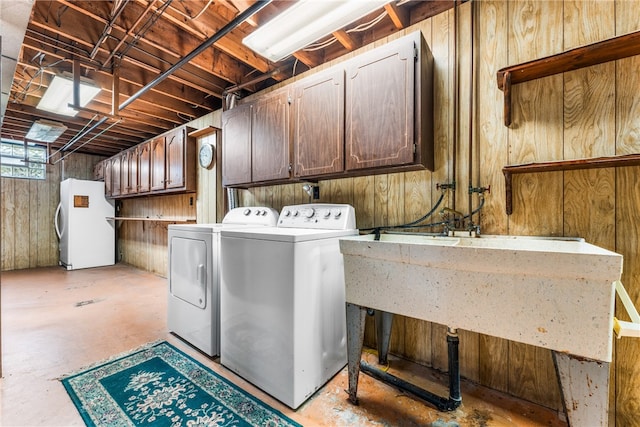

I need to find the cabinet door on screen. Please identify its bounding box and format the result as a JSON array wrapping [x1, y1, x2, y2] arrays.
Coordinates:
[[129, 147, 139, 195], [121, 150, 131, 195], [165, 128, 186, 189], [111, 155, 122, 197], [251, 90, 290, 182], [222, 103, 252, 186], [150, 136, 166, 191], [104, 159, 113, 197], [345, 38, 416, 170], [138, 141, 151, 193], [293, 69, 344, 177]]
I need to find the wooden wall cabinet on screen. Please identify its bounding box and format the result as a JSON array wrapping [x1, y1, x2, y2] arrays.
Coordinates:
[[150, 136, 166, 192], [221, 31, 433, 188], [103, 125, 195, 198], [251, 89, 291, 183], [138, 141, 151, 193], [293, 69, 345, 177], [345, 31, 433, 172], [222, 103, 252, 186], [111, 155, 122, 197], [221, 90, 291, 187], [104, 159, 113, 197]]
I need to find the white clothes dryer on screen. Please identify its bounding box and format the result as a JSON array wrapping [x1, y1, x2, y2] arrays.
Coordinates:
[[167, 207, 278, 357], [220, 204, 357, 409]]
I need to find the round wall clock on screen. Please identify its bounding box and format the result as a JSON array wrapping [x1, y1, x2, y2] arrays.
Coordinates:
[[199, 143, 214, 169]]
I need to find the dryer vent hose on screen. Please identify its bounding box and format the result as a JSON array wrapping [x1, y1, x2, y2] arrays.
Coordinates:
[[227, 188, 238, 210]]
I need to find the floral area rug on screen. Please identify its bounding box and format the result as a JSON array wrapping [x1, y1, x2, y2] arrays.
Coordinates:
[[61, 341, 302, 427]]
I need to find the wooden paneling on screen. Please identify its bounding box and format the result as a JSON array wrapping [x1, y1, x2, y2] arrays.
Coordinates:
[[1, 153, 102, 271]]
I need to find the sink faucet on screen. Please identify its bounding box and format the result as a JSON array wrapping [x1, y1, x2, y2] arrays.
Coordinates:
[[440, 207, 464, 235]]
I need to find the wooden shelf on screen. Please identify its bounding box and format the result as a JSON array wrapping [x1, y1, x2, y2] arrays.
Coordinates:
[[502, 154, 640, 215], [188, 126, 219, 138], [108, 217, 196, 223], [497, 30, 640, 126]]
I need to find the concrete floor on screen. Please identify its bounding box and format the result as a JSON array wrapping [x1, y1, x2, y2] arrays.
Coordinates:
[[0, 264, 567, 426]]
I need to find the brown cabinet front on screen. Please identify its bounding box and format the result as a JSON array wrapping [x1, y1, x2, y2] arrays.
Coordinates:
[[345, 37, 416, 171], [222, 103, 252, 186], [138, 141, 151, 193], [150, 136, 166, 191], [251, 90, 290, 182], [111, 155, 122, 197], [104, 159, 113, 196], [165, 128, 187, 189], [293, 69, 345, 177]]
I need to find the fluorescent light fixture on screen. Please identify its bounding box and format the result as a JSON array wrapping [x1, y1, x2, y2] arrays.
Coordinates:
[[243, 0, 391, 62], [25, 119, 68, 143], [36, 72, 101, 116]]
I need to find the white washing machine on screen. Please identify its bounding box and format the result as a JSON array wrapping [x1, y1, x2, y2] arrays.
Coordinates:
[[220, 203, 357, 409], [167, 207, 278, 357]]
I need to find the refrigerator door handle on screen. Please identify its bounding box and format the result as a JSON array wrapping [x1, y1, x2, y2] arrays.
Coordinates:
[[54, 202, 62, 239]]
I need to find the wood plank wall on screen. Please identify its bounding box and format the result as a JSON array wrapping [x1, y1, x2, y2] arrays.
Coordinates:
[[231, 1, 640, 423], [1, 152, 103, 271]]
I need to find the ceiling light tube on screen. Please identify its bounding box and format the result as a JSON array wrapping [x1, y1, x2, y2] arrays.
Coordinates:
[[243, 0, 391, 62], [36, 72, 101, 117]]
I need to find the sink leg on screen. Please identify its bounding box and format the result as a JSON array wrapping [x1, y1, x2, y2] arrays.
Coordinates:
[[346, 303, 366, 404], [375, 310, 394, 364], [553, 351, 610, 426]]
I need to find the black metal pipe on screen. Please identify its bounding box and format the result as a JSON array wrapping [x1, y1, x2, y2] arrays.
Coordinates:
[[119, 0, 271, 111], [360, 361, 461, 412], [447, 333, 462, 402], [359, 329, 463, 412], [54, 0, 270, 157]]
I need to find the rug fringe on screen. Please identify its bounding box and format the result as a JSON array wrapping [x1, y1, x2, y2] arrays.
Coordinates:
[[56, 339, 166, 380]]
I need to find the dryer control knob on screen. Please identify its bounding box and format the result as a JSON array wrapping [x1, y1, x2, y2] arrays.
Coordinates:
[[303, 208, 315, 218], [283, 209, 291, 217], [243, 208, 251, 216], [332, 209, 342, 219], [323, 211, 331, 218]]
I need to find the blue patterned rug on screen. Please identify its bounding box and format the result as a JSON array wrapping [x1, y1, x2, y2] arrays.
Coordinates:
[[61, 341, 302, 427]]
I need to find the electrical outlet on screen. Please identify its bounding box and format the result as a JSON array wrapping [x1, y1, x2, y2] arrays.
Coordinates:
[[189, 197, 193, 206]]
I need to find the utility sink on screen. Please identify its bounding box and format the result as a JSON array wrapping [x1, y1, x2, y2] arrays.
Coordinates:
[[340, 232, 624, 425], [339, 233, 623, 362]]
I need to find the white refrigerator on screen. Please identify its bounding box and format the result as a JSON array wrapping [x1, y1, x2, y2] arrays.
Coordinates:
[[54, 178, 115, 270]]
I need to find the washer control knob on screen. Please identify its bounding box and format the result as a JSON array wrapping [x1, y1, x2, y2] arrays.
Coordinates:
[[332, 209, 342, 219], [243, 208, 251, 216], [293, 210, 300, 217], [303, 208, 315, 218], [254, 210, 261, 215], [261, 210, 267, 216], [283, 209, 291, 217], [323, 210, 331, 218]]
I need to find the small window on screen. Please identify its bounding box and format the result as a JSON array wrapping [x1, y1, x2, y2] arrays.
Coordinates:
[[0, 140, 47, 180]]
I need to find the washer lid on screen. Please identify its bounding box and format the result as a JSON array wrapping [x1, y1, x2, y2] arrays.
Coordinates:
[[221, 227, 358, 243]]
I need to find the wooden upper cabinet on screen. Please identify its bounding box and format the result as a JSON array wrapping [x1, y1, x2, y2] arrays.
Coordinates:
[[104, 159, 113, 197], [251, 89, 290, 183], [111, 155, 122, 197], [102, 125, 195, 198], [138, 141, 151, 193], [128, 147, 139, 195], [222, 103, 253, 186], [165, 127, 187, 189], [293, 69, 345, 177], [150, 136, 166, 191], [345, 31, 433, 171]]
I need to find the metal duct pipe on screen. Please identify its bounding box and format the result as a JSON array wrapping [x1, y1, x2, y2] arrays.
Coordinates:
[[54, 0, 270, 158], [119, 0, 271, 111]]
